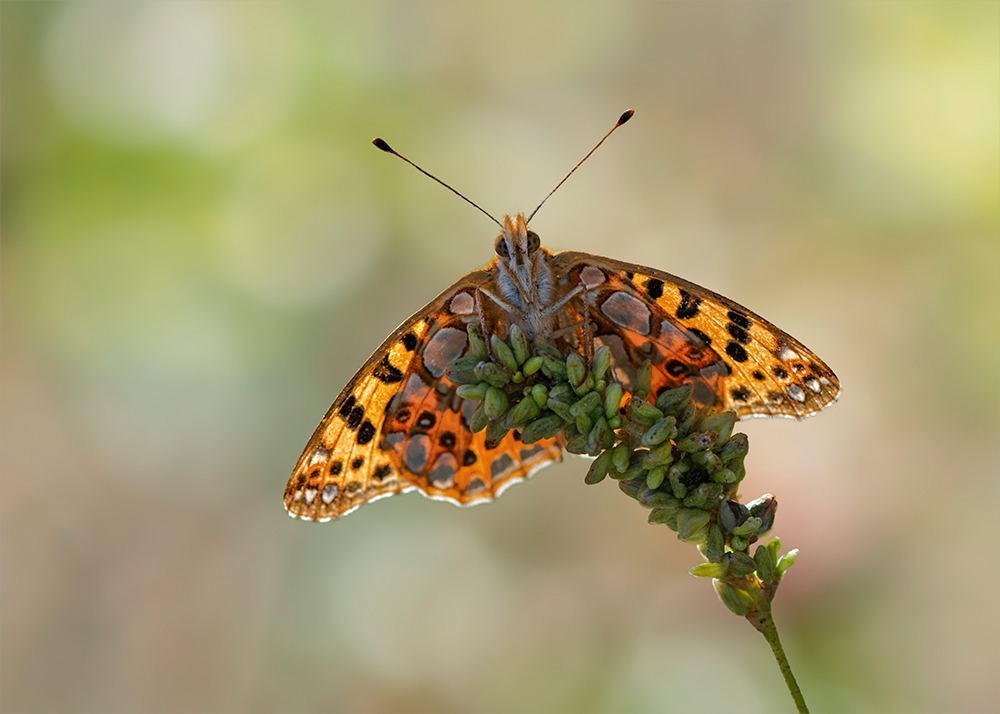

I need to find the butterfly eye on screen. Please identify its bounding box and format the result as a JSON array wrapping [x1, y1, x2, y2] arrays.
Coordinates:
[[526, 230, 541, 254], [494, 235, 510, 259]]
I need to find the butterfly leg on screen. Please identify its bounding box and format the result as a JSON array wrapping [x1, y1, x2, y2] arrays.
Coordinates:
[[474, 287, 496, 361], [539, 284, 584, 318]]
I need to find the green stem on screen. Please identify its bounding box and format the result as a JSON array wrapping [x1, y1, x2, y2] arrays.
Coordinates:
[[748, 597, 808, 713]]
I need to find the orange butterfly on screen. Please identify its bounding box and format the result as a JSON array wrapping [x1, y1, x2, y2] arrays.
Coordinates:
[[284, 111, 840, 522]]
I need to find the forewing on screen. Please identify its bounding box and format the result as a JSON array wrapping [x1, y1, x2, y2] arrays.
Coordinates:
[[551, 252, 840, 419], [285, 271, 562, 522]]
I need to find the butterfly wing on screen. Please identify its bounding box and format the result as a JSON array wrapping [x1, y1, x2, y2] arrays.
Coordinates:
[[550, 252, 840, 419], [285, 270, 562, 522]]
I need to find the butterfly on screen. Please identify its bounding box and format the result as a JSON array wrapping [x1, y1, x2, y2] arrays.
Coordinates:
[[284, 111, 840, 522]]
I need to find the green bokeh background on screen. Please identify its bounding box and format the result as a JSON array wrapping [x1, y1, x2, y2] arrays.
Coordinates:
[[2, 2, 997, 712]]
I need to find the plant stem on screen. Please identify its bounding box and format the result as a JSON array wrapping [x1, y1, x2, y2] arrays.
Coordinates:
[[748, 598, 808, 713]]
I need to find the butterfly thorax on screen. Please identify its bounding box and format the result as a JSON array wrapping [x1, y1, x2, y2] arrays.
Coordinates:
[[491, 213, 558, 339]]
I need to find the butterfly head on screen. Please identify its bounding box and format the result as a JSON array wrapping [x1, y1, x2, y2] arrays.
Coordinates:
[[494, 213, 540, 266]]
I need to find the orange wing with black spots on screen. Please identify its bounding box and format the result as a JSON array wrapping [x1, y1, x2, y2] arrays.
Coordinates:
[[284, 271, 562, 522], [551, 252, 841, 420]]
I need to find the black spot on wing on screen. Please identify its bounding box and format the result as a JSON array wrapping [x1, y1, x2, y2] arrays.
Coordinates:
[[372, 355, 403, 384], [676, 290, 702, 320], [688, 328, 711, 346], [401, 332, 418, 351], [644, 277, 664, 300], [338, 395, 356, 419], [727, 310, 751, 329], [725, 341, 749, 363], [356, 419, 376, 445], [347, 405, 365, 429]]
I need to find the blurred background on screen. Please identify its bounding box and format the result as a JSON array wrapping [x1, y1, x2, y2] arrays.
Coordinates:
[[2, 2, 997, 712]]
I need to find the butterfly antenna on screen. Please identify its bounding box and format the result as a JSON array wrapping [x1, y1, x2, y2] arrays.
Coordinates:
[[372, 138, 502, 229], [526, 109, 634, 225]]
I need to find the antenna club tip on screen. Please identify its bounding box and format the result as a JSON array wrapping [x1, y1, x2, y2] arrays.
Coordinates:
[[372, 137, 393, 153], [617, 109, 635, 126]]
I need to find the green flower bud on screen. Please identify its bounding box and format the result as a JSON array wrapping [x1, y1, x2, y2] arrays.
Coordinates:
[[566, 351, 587, 388], [523, 355, 544, 376], [710, 468, 737, 484], [668, 464, 689, 499], [484, 419, 509, 445], [683, 482, 723, 510], [541, 356, 568, 380], [675, 430, 718, 453], [714, 581, 754, 617], [469, 403, 490, 433], [677, 508, 711, 543], [509, 324, 530, 366], [690, 562, 729, 579], [447, 355, 485, 385], [590, 345, 612, 382], [475, 361, 511, 388], [690, 449, 722, 472], [648, 502, 680, 529], [698, 410, 736, 446], [570, 391, 603, 419], [765, 537, 782, 563], [565, 434, 590, 454], [716, 432, 749, 465], [640, 416, 677, 447], [731, 516, 762, 538], [776, 549, 798, 576], [491, 334, 518, 372], [572, 372, 595, 396], [753, 545, 775, 584], [585, 449, 615, 485], [546, 399, 574, 422], [635, 360, 653, 401], [530, 383, 549, 408], [587, 416, 614, 455], [604, 381, 625, 419], [642, 440, 675, 469], [456, 383, 488, 400], [705, 524, 725, 563], [484, 386, 509, 420], [506, 395, 542, 428], [724, 550, 758, 577], [645, 464, 666, 490], [520, 413, 564, 444], [729, 536, 748, 552], [532, 338, 562, 359], [621, 453, 647, 481], [677, 402, 697, 435], [618, 476, 645, 499], [638, 487, 677, 509], [629, 398, 663, 426], [655, 383, 694, 415], [466, 323, 489, 361], [612, 441, 631, 474]]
